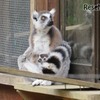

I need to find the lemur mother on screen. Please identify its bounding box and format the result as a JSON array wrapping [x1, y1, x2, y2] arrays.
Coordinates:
[[18, 9, 71, 86]]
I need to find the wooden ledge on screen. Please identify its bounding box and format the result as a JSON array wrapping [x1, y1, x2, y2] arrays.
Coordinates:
[[0, 73, 31, 86], [0, 67, 100, 89], [14, 84, 100, 100]]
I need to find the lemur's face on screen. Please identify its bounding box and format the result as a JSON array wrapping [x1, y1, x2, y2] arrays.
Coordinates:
[[38, 54, 48, 63], [32, 8, 56, 30]]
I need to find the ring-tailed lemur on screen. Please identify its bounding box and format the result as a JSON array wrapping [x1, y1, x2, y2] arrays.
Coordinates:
[[18, 8, 62, 71], [32, 41, 71, 86], [24, 8, 62, 56], [18, 9, 71, 86]]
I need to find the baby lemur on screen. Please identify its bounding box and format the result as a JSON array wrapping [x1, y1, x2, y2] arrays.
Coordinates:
[[18, 8, 71, 86]]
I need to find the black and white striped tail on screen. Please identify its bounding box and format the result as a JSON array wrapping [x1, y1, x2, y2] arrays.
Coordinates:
[[42, 41, 71, 74]]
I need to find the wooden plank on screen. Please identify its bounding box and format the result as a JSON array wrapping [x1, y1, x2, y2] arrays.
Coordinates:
[[48, 0, 60, 28], [17, 90, 68, 100], [0, 67, 100, 89], [14, 84, 100, 100], [35, 0, 48, 11], [60, 0, 66, 37], [15, 84, 88, 90], [0, 73, 31, 86], [65, 24, 92, 31], [0, 72, 88, 89], [0, 73, 86, 89], [30, 0, 35, 33]]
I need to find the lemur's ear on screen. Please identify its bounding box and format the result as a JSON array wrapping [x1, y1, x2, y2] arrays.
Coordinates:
[[32, 10, 39, 21], [50, 8, 56, 17]]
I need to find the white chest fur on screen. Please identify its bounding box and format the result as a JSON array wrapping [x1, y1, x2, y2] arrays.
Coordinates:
[[33, 33, 50, 54]]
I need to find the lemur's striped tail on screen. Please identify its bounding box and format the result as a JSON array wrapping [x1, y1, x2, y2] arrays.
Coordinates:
[[42, 41, 71, 74]]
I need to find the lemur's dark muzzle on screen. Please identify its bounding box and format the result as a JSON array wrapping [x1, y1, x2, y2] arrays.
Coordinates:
[[47, 21, 54, 26]]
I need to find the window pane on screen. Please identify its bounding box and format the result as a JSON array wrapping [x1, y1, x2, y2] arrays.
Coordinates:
[[0, 0, 30, 68], [63, 0, 94, 66]]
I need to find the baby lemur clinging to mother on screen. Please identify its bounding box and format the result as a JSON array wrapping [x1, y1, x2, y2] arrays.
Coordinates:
[[18, 8, 71, 86]]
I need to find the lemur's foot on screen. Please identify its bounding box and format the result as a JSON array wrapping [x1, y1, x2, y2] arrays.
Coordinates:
[[32, 79, 52, 86]]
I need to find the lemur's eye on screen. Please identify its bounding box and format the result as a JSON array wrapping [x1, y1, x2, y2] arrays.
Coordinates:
[[41, 16, 47, 21], [38, 58, 42, 62], [33, 17, 37, 21], [50, 15, 52, 19], [43, 57, 47, 61]]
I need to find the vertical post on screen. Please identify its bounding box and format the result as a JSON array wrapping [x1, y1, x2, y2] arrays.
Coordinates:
[[30, 0, 35, 33], [35, 0, 48, 11], [48, 0, 60, 28], [94, 0, 100, 82], [60, 0, 66, 38]]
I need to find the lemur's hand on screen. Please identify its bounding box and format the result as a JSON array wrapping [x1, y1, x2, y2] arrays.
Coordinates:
[[18, 55, 26, 62]]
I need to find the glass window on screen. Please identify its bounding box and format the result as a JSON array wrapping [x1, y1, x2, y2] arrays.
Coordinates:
[[61, 0, 94, 66]]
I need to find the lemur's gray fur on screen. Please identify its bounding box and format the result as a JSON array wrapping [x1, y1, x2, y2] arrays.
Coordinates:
[[18, 9, 71, 86]]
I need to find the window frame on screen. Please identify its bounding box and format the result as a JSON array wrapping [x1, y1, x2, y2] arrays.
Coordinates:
[[94, 0, 100, 82]]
